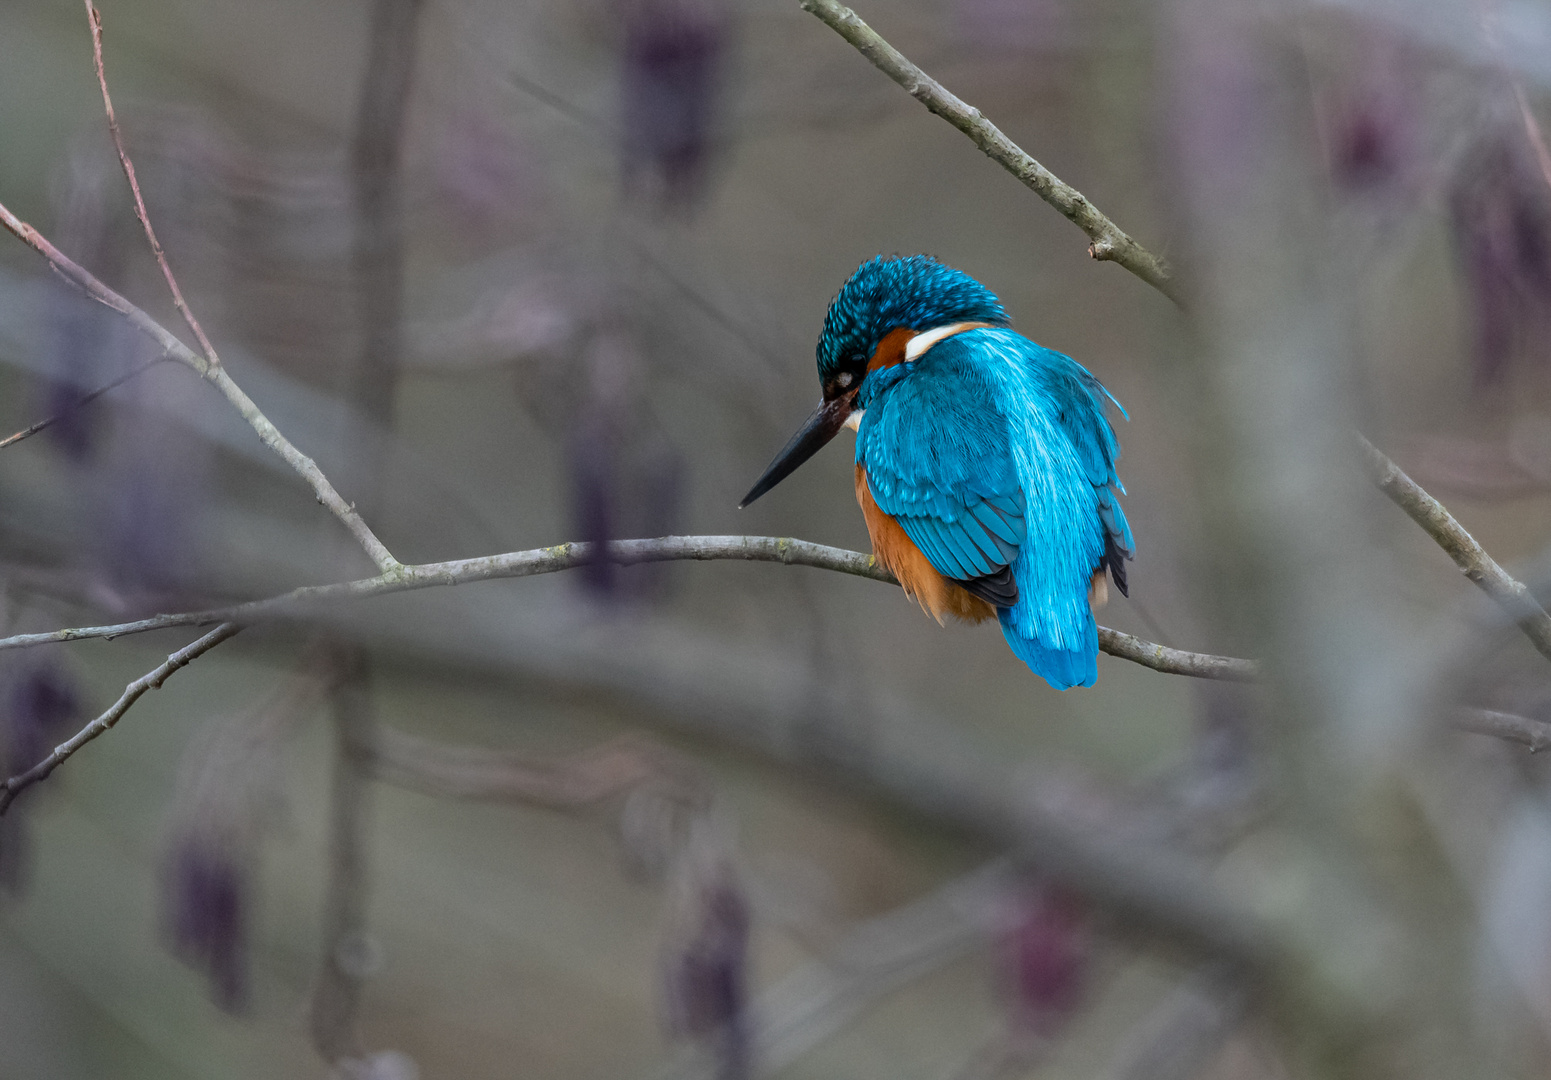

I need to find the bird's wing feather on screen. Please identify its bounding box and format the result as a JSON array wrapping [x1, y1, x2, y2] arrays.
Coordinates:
[[1025, 340, 1134, 593], [856, 342, 1027, 603]]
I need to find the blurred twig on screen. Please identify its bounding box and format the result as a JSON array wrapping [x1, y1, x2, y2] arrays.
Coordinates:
[[369, 729, 702, 807], [0, 622, 241, 813], [309, 646, 375, 1063], [1360, 435, 1551, 664], [797, 0, 1181, 304], [85, 1, 220, 367], [0, 354, 168, 450], [0, 198, 400, 574], [649, 861, 1020, 1080], [309, 0, 423, 1064]]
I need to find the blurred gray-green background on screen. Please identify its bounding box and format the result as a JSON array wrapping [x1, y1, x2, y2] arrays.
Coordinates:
[[3, 0, 1551, 1076]]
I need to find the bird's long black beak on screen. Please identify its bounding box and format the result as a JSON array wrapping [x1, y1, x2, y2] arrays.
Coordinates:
[[739, 395, 855, 508]]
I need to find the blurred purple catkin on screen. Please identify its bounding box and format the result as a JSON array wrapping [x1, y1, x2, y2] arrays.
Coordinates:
[[662, 863, 751, 1080], [158, 685, 312, 1013], [569, 334, 685, 600], [1002, 885, 1088, 1036], [617, 0, 730, 209], [1449, 134, 1551, 389], [0, 662, 81, 895], [164, 839, 250, 1012], [6, 662, 82, 770], [1329, 103, 1404, 191], [1321, 37, 1416, 193]]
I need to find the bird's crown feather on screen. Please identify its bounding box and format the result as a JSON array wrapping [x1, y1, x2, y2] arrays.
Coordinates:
[[817, 255, 1009, 384]]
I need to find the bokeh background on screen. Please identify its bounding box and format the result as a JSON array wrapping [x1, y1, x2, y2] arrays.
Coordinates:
[[2, 0, 1551, 1076]]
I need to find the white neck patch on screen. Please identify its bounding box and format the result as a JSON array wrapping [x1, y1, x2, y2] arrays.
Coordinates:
[[903, 321, 986, 361]]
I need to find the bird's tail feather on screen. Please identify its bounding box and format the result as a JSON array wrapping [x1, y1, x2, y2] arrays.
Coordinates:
[[997, 609, 1097, 690]]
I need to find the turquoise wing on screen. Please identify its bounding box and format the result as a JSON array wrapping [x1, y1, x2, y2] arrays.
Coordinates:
[[855, 347, 1028, 606], [1025, 341, 1134, 594], [856, 329, 1131, 690]]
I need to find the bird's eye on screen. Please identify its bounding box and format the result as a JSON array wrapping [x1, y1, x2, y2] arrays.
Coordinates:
[[837, 372, 853, 388]]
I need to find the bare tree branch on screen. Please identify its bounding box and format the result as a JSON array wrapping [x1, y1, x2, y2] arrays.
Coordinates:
[[84, 1, 220, 366], [0, 353, 168, 449], [1454, 707, 1551, 752], [0, 535, 1255, 679], [1360, 436, 1551, 664], [0, 199, 401, 574], [797, 0, 1180, 304], [0, 622, 241, 813], [1097, 627, 1257, 682]]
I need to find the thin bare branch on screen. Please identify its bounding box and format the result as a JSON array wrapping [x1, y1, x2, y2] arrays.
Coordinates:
[[0, 353, 167, 449], [1455, 706, 1551, 752], [1359, 436, 1551, 663], [0, 534, 1252, 678], [85, 1, 220, 366], [797, 0, 1180, 304], [369, 729, 701, 806], [1098, 627, 1257, 682], [0, 622, 241, 813], [0, 198, 400, 573]]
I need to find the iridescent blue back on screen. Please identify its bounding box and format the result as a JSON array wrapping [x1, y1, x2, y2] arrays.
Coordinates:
[[855, 327, 1132, 688]]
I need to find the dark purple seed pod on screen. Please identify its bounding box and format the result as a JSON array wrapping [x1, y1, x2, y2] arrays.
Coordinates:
[[1003, 885, 1088, 1035], [162, 838, 250, 1012], [662, 858, 751, 1080], [618, 0, 730, 209], [6, 662, 82, 771], [1448, 135, 1551, 390]]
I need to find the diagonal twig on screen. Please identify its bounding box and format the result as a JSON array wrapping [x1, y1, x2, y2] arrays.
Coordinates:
[[0, 198, 401, 574], [1359, 436, 1551, 664], [369, 729, 702, 806], [85, 1, 220, 367], [0, 353, 168, 449], [797, 0, 1181, 304], [0, 621, 242, 813]]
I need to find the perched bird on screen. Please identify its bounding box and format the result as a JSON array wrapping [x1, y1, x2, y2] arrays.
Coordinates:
[[741, 256, 1132, 689]]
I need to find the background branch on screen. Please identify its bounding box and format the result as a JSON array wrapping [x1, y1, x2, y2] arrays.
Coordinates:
[[0, 353, 167, 449], [0, 199, 400, 573], [0, 621, 241, 813], [797, 0, 1180, 303], [308, 0, 423, 1064], [1360, 436, 1551, 663], [370, 729, 702, 807], [85, 0, 219, 366]]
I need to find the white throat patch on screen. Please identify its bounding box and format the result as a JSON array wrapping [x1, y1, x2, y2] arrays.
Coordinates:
[[904, 321, 985, 361]]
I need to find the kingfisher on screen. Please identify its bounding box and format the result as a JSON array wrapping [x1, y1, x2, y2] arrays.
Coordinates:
[[740, 255, 1133, 690]]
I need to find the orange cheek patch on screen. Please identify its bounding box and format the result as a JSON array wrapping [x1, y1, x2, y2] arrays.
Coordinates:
[[867, 327, 918, 373], [855, 465, 996, 625]]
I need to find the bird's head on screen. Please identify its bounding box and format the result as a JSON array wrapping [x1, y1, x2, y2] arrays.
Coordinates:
[[741, 255, 1008, 507]]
